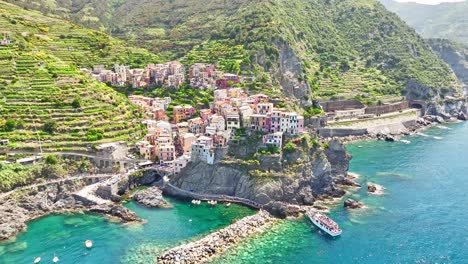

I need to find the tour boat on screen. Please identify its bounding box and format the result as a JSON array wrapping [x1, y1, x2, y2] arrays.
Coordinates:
[[85, 240, 93, 249], [34, 257, 41, 263], [306, 211, 342, 237]]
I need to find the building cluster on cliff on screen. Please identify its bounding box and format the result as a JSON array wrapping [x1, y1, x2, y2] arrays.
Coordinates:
[[82, 62, 240, 90], [132, 89, 304, 173]]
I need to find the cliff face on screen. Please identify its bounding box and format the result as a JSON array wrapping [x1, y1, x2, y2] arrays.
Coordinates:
[[429, 39, 468, 93], [171, 139, 349, 210]]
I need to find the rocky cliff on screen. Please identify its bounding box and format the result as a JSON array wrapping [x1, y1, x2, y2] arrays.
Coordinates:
[[170, 138, 349, 216], [429, 39, 468, 93]]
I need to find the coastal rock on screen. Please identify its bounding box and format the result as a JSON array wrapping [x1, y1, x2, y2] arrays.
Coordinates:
[[334, 175, 361, 188], [385, 135, 397, 142], [458, 111, 467, 121], [0, 179, 89, 241], [89, 204, 139, 222], [264, 201, 301, 218], [367, 182, 385, 195], [344, 199, 364, 209], [132, 187, 172, 208]]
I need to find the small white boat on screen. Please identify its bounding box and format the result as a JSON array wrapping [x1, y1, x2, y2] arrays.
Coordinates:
[[53, 256, 59, 263], [85, 240, 93, 249], [225, 203, 231, 207], [34, 257, 41, 263]]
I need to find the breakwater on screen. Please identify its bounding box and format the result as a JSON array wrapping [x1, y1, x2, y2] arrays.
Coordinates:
[[157, 210, 276, 263]]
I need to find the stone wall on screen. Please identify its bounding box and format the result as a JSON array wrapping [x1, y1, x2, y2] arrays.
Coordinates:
[[318, 128, 368, 138], [365, 101, 409, 115], [319, 100, 364, 112]]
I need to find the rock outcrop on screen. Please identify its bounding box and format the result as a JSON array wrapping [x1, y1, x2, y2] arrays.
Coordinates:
[[169, 137, 349, 217], [88, 204, 139, 222], [0, 178, 140, 241], [344, 199, 364, 209], [132, 187, 172, 208], [0, 179, 89, 240], [367, 182, 385, 196]]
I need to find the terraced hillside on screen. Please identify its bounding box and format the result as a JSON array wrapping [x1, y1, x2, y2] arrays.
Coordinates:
[[6, 0, 461, 105], [0, 1, 159, 68], [0, 2, 151, 152]]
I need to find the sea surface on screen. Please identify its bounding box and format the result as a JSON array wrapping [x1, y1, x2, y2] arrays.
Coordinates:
[[0, 198, 255, 264], [1, 122, 468, 263]]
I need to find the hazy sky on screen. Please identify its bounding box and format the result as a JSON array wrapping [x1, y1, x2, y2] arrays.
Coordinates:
[[395, 0, 465, 4]]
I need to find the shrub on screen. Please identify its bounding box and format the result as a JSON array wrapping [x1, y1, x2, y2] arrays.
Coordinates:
[[3, 119, 15, 132], [283, 142, 297, 153], [44, 154, 59, 165], [86, 128, 104, 141], [71, 97, 82, 108], [42, 120, 57, 134]]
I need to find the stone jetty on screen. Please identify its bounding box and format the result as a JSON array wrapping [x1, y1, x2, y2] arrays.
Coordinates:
[[157, 210, 276, 263]]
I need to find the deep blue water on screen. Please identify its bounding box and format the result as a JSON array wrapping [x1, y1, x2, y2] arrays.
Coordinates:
[[2, 122, 468, 263], [214, 122, 468, 263]]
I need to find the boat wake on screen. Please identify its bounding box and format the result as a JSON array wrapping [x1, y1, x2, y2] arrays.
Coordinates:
[[433, 136, 443, 140]]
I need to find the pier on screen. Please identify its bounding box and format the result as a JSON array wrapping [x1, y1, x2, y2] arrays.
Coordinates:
[[157, 210, 276, 264]]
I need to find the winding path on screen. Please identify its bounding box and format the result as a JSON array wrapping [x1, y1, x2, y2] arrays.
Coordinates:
[[0, 174, 112, 200]]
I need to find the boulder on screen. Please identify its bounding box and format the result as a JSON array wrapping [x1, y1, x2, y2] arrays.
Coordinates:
[[132, 187, 172, 208], [344, 199, 364, 209], [368, 184, 377, 193], [385, 135, 396, 142], [458, 112, 467, 121]]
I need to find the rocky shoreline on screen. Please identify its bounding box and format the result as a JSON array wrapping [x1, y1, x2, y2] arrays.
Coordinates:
[[0, 179, 141, 241], [339, 115, 463, 144], [157, 210, 276, 264]]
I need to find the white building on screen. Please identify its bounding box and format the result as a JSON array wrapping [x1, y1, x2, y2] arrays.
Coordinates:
[[262, 132, 284, 148], [191, 136, 215, 165], [174, 155, 191, 174]]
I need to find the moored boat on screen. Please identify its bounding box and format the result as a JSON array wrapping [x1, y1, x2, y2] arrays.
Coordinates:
[[306, 211, 342, 237], [34, 257, 41, 263], [85, 240, 93, 249], [53, 256, 59, 263]]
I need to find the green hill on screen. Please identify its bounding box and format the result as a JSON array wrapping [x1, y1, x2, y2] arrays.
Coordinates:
[[6, 0, 461, 105], [0, 1, 158, 152], [379, 0, 468, 45]]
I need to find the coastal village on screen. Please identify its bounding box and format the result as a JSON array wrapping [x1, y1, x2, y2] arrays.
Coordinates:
[[83, 62, 305, 174]]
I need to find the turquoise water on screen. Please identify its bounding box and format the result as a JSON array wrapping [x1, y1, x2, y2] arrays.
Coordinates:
[[0, 198, 254, 264], [2, 122, 468, 263], [214, 122, 468, 263]]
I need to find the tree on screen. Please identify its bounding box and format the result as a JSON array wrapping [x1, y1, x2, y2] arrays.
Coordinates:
[[44, 154, 59, 165], [3, 119, 15, 132], [42, 120, 57, 134], [71, 97, 81, 108]]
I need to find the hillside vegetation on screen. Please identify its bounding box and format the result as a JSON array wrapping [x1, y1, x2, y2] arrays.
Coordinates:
[[0, 1, 155, 151], [380, 0, 468, 45], [7, 0, 461, 104]]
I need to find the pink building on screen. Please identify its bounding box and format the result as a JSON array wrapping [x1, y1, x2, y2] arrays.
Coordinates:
[[250, 114, 269, 132], [158, 145, 176, 163]]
